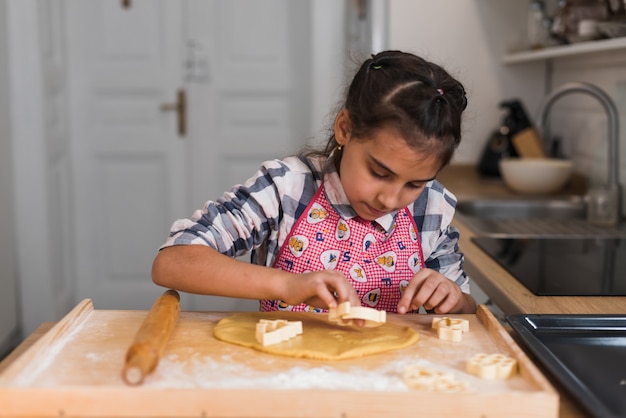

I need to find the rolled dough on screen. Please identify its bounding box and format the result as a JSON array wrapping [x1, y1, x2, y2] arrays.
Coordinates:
[[213, 311, 419, 360]]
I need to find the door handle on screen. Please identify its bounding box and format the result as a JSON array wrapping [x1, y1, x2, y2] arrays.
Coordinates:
[[160, 89, 186, 137]]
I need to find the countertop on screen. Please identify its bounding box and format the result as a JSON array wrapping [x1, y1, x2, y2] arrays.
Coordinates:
[[438, 164, 626, 316], [438, 164, 625, 418]]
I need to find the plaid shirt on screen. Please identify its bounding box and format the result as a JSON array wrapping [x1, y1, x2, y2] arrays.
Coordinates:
[[162, 155, 470, 293]]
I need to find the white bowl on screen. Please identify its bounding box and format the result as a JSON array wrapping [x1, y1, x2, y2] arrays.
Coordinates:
[[499, 158, 573, 195]]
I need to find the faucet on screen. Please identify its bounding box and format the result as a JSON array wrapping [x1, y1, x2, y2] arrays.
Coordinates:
[[536, 82, 621, 219]]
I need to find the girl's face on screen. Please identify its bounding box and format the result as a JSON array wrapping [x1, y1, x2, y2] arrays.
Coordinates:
[[335, 111, 441, 221]]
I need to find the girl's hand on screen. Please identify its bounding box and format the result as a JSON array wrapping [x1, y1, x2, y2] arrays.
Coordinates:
[[397, 268, 475, 314], [283, 270, 361, 310]]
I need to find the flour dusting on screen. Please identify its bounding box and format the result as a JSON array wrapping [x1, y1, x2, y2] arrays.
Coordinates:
[[148, 355, 419, 391], [142, 349, 524, 394]]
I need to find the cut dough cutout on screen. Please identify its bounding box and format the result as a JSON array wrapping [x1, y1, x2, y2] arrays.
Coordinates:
[[255, 319, 302, 346], [403, 365, 467, 392], [432, 317, 469, 342], [466, 353, 517, 380], [213, 311, 418, 360], [328, 302, 386, 327]]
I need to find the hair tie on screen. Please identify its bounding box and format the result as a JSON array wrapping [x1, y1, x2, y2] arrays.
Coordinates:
[[436, 88, 444, 95], [369, 55, 387, 70]]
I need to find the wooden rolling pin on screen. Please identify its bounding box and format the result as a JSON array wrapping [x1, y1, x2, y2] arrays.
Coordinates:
[[122, 289, 180, 385]]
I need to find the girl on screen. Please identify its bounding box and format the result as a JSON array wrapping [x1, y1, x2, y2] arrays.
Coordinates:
[[152, 50, 476, 315]]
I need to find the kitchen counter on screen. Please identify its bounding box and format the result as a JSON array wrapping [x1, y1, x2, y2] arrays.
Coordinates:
[[439, 164, 625, 418], [439, 164, 626, 316]]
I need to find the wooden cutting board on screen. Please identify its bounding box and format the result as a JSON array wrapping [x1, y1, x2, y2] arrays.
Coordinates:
[[0, 300, 558, 418]]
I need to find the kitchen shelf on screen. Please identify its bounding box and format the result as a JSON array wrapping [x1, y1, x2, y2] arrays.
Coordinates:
[[503, 36, 626, 64]]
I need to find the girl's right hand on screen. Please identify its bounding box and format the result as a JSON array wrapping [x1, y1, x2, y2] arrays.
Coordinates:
[[284, 270, 360, 310]]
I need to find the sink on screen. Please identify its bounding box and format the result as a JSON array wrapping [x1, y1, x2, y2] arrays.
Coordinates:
[[457, 197, 626, 296], [455, 197, 626, 238]]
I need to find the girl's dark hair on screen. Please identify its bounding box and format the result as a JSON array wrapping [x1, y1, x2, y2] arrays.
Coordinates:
[[309, 50, 468, 170]]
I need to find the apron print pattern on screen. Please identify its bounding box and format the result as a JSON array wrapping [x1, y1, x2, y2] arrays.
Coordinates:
[[264, 184, 425, 313]]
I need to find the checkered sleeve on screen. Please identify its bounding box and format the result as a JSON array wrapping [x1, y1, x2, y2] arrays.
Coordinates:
[[161, 157, 317, 259], [412, 180, 471, 294]]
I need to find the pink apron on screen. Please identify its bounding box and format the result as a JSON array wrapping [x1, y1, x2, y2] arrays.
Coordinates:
[[262, 183, 425, 313]]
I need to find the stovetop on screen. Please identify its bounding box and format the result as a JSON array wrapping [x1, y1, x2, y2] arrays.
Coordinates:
[[471, 237, 626, 296]]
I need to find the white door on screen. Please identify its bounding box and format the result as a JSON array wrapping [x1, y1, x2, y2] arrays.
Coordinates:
[[67, 0, 188, 310], [66, 0, 320, 311], [183, 0, 313, 311]]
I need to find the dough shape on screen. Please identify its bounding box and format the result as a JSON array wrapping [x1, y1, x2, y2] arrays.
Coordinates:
[[403, 364, 467, 392], [328, 301, 386, 327], [466, 353, 517, 380], [213, 311, 419, 360], [432, 317, 469, 342], [256, 319, 303, 346]]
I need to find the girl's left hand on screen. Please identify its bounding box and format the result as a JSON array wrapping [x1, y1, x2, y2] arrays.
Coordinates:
[[397, 268, 475, 314]]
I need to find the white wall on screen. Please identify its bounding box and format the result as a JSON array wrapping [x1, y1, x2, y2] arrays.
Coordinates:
[[389, 0, 626, 214], [310, 0, 346, 146], [548, 52, 626, 193], [388, 0, 545, 164]]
